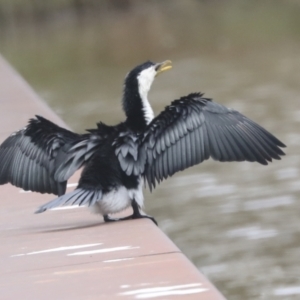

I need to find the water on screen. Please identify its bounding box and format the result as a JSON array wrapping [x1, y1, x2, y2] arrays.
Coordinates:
[[1, 1, 300, 299]]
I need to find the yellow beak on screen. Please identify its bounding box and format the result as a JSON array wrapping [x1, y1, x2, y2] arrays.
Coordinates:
[[155, 60, 172, 76]]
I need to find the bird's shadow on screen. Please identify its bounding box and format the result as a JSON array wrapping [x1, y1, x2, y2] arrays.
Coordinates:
[[32, 221, 107, 234]]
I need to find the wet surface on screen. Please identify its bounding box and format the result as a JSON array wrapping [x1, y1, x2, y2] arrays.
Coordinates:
[[1, 1, 300, 299]]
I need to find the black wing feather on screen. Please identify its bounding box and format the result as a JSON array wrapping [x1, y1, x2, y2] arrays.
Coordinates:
[[0, 116, 110, 195], [137, 93, 285, 190], [114, 131, 146, 176], [0, 116, 82, 195]]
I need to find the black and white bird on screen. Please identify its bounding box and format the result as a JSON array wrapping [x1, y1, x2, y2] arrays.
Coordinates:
[[0, 60, 285, 224]]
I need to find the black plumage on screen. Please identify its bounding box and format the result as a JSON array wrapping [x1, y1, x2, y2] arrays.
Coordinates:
[[0, 60, 285, 224]]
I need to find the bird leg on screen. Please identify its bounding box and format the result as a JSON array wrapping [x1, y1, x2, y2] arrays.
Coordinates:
[[103, 199, 158, 225], [130, 199, 158, 225]]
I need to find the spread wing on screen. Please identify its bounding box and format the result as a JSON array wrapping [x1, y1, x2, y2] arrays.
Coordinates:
[[139, 93, 286, 190], [0, 116, 105, 195]]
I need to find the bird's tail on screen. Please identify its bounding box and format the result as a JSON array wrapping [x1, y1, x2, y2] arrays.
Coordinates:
[[35, 188, 102, 213]]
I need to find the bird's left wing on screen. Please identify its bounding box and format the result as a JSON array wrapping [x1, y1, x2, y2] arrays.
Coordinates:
[[139, 93, 286, 190]]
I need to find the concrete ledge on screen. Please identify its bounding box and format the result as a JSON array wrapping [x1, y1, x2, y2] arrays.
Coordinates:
[[0, 55, 226, 300]]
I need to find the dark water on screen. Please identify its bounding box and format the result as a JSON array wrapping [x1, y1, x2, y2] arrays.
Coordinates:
[[1, 1, 300, 299]]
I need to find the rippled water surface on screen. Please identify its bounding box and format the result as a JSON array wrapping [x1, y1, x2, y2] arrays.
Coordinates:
[[1, 1, 300, 299]]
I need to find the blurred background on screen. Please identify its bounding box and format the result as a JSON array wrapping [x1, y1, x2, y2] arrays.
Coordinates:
[[1, 0, 300, 299]]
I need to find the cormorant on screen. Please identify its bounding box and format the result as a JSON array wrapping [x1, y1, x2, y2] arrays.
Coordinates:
[[0, 60, 285, 225]]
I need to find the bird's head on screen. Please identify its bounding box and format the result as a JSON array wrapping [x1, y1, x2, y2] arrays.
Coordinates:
[[123, 60, 172, 130], [124, 60, 172, 97]]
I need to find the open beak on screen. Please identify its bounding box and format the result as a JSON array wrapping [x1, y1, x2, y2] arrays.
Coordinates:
[[155, 60, 172, 76]]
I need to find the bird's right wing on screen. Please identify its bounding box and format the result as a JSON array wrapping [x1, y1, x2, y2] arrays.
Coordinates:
[[140, 93, 286, 190], [0, 116, 102, 195]]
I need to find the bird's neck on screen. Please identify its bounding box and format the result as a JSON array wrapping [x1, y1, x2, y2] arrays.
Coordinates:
[[122, 86, 154, 132]]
